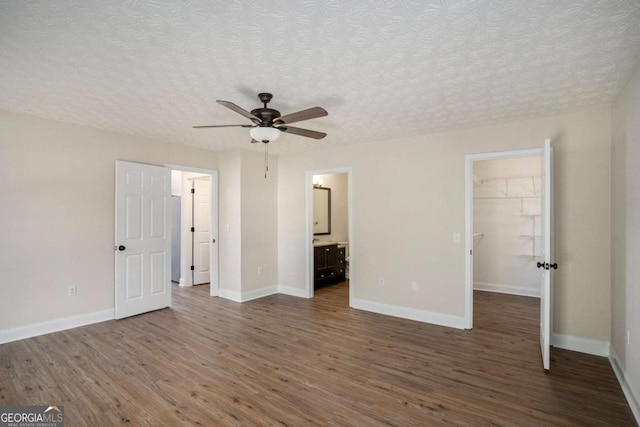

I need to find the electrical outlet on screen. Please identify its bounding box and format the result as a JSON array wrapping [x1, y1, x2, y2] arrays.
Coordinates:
[[68, 285, 77, 296], [411, 281, 418, 292], [378, 277, 385, 287], [257, 266, 263, 275]]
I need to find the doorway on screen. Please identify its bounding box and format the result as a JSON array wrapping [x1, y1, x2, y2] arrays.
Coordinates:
[[465, 141, 554, 370], [306, 167, 353, 305], [168, 165, 219, 297], [472, 157, 542, 298]]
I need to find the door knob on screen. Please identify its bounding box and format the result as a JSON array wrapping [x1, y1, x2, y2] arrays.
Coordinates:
[[537, 261, 557, 270], [118, 245, 126, 251]]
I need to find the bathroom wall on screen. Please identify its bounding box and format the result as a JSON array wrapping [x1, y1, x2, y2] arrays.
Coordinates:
[[313, 173, 349, 243], [473, 158, 542, 297]]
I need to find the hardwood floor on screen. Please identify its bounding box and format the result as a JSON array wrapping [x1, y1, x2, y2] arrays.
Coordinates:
[[0, 284, 635, 426]]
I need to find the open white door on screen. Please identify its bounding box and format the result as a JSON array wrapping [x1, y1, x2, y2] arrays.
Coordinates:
[[539, 139, 554, 370], [192, 177, 211, 285], [115, 160, 171, 319]]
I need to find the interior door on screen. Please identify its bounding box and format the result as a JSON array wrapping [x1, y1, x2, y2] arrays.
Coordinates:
[[192, 177, 211, 285], [115, 160, 171, 319], [539, 139, 554, 370]]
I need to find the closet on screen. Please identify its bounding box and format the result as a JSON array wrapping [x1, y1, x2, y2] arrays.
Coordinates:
[[473, 157, 541, 297]]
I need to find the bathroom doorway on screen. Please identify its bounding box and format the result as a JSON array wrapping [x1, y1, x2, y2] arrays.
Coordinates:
[[306, 167, 353, 305]]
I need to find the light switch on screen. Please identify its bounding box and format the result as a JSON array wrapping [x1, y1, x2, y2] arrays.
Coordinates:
[[453, 232, 461, 244], [224, 224, 230, 232]]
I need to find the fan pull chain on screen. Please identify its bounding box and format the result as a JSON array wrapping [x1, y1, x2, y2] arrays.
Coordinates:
[[264, 143, 269, 178]]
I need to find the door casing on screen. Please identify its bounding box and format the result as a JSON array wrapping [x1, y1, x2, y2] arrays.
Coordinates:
[[305, 167, 353, 305], [166, 164, 219, 297], [464, 147, 544, 329]]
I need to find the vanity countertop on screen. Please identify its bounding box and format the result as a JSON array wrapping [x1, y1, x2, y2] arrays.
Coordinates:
[[313, 241, 337, 247]]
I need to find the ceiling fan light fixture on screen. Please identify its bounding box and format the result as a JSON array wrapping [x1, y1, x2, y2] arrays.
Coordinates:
[[250, 126, 281, 143]]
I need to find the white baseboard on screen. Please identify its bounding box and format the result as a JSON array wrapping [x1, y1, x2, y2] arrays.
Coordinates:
[[219, 285, 278, 303], [277, 285, 308, 298], [551, 333, 610, 357], [351, 297, 466, 330], [218, 288, 241, 302], [0, 309, 114, 345], [610, 347, 640, 424], [474, 281, 540, 298]]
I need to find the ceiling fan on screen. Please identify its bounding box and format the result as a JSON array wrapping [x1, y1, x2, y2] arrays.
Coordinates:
[[193, 92, 328, 144]]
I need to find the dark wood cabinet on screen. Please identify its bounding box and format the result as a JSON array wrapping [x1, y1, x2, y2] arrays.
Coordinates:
[[314, 244, 346, 289]]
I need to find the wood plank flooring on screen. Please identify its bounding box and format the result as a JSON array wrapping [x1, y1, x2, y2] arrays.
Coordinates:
[[0, 283, 636, 426]]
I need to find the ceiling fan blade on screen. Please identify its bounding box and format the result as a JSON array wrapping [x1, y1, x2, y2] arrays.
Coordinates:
[[217, 100, 262, 123], [279, 125, 327, 139], [274, 107, 328, 125], [193, 124, 255, 129]]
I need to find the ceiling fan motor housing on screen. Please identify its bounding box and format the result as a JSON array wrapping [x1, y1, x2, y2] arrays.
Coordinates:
[[251, 108, 281, 125]]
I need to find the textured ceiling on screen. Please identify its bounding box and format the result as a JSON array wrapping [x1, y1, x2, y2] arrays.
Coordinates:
[[1, 1, 640, 154]]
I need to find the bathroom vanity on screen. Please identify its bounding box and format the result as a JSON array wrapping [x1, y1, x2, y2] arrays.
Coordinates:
[[313, 243, 346, 289]]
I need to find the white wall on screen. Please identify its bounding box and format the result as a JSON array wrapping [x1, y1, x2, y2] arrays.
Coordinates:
[[313, 173, 348, 244], [218, 150, 242, 295], [217, 149, 278, 300], [240, 149, 278, 293], [611, 60, 640, 418], [171, 170, 182, 196], [473, 158, 541, 297], [278, 105, 611, 340], [0, 110, 219, 331]]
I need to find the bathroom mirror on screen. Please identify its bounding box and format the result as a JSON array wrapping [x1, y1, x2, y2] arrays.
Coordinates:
[[313, 187, 331, 235]]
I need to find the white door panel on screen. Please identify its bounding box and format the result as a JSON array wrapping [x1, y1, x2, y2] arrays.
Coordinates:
[[539, 139, 554, 370], [115, 160, 171, 319], [193, 177, 211, 285]]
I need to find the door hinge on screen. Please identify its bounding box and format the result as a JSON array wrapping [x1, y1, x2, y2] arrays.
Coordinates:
[[212, 238, 216, 243], [191, 227, 195, 232], [470, 250, 473, 255], [190, 265, 194, 271], [191, 188, 195, 194]]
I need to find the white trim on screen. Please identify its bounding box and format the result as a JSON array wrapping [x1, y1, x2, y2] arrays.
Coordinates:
[[218, 288, 242, 302], [610, 347, 640, 424], [218, 285, 278, 303], [551, 333, 610, 357], [305, 167, 354, 306], [278, 285, 308, 298], [165, 164, 219, 298], [241, 285, 278, 302], [351, 297, 467, 330], [465, 148, 544, 330], [0, 309, 114, 345], [474, 282, 541, 298], [465, 155, 473, 328]]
